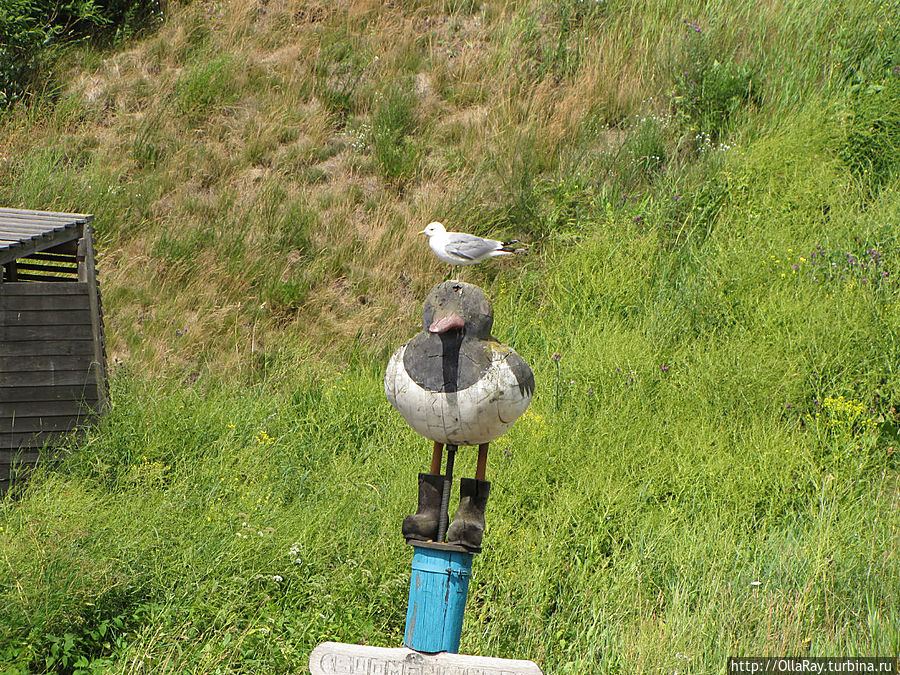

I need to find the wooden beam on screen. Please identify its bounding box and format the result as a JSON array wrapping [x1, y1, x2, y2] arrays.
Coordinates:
[[0, 281, 88, 295], [0, 224, 83, 266], [0, 337, 94, 358], [77, 225, 109, 413], [15, 262, 79, 276], [0, 294, 90, 310], [27, 252, 78, 263], [0, 341, 94, 358], [0, 324, 95, 340], [2, 415, 94, 434], [0, 400, 96, 417], [0, 383, 99, 402], [0, 450, 44, 464], [0, 309, 92, 326], [0, 370, 96, 387], [0, 207, 92, 220]]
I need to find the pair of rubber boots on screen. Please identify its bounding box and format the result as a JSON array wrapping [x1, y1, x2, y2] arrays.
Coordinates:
[[403, 473, 490, 552]]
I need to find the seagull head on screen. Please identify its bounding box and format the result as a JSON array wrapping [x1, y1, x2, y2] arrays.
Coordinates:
[[418, 221, 446, 238]]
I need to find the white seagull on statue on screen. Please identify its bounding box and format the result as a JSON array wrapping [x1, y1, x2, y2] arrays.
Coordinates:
[[419, 222, 522, 274]]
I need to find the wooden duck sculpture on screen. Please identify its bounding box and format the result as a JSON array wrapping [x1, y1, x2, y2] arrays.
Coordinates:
[[385, 281, 534, 551]]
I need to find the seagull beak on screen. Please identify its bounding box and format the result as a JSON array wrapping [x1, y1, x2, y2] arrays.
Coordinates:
[[429, 313, 465, 334], [417, 229, 426, 235]]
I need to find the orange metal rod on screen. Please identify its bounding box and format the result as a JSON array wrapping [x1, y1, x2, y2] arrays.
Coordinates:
[[475, 443, 489, 481], [430, 441, 443, 474]]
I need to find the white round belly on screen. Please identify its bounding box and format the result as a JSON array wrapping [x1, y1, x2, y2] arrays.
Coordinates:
[[385, 344, 532, 446]]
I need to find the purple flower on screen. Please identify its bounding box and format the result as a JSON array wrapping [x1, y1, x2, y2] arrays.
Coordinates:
[[674, 195, 681, 201], [785, 403, 792, 408], [660, 365, 669, 372], [552, 353, 561, 362]]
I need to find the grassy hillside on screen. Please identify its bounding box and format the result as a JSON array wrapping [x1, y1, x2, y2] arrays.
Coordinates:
[[1, 0, 899, 672]]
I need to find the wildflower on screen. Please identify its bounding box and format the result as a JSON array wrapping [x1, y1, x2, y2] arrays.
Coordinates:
[[272, 575, 283, 582], [552, 353, 561, 362], [660, 365, 669, 372], [588, 388, 594, 395]]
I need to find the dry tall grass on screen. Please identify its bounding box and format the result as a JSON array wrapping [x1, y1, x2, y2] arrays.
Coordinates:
[[0, 0, 855, 378]]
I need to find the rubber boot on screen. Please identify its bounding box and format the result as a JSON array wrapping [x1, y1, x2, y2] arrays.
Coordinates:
[[402, 473, 447, 543], [446, 478, 491, 552]]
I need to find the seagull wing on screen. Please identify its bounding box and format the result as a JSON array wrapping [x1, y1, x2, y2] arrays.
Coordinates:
[[443, 232, 503, 261]]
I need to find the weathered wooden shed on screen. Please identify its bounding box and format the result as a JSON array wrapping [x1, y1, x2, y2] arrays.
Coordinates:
[[0, 208, 108, 494]]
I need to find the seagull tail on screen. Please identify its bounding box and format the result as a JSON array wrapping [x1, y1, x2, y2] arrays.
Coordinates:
[[500, 239, 527, 254]]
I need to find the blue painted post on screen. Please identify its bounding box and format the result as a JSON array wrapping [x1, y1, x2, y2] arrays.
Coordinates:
[[403, 542, 474, 653]]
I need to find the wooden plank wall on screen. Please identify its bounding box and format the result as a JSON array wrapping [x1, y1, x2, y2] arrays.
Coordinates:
[[0, 282, 101, 493]]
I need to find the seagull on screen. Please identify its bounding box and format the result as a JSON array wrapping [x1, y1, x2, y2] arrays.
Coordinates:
[[419, 221, 523, 276]]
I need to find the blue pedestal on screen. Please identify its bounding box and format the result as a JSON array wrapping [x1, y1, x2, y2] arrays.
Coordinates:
[[404, 542, 474, 653]]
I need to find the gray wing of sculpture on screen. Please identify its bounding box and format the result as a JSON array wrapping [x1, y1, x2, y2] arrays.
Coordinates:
[[505, 350, 535, 398]]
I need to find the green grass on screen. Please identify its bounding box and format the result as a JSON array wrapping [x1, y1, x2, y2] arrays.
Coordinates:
[[1, 0, 900, 672]]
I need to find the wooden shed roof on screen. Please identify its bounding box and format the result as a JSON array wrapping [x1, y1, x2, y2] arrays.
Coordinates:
[[0, 208, 93, 267]]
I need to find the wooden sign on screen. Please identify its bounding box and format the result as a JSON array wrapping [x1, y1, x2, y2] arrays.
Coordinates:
[[309, 642, 543, 675]]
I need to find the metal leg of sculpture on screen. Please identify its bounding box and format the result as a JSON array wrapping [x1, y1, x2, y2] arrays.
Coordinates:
[[436, 445, 457, 542]]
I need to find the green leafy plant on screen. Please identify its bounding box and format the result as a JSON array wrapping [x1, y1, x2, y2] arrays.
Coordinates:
[[837, 74, 900, 196], [670, 20, 761, 143], [370, 85, 422, 184], [0, 0, 165, 106]]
